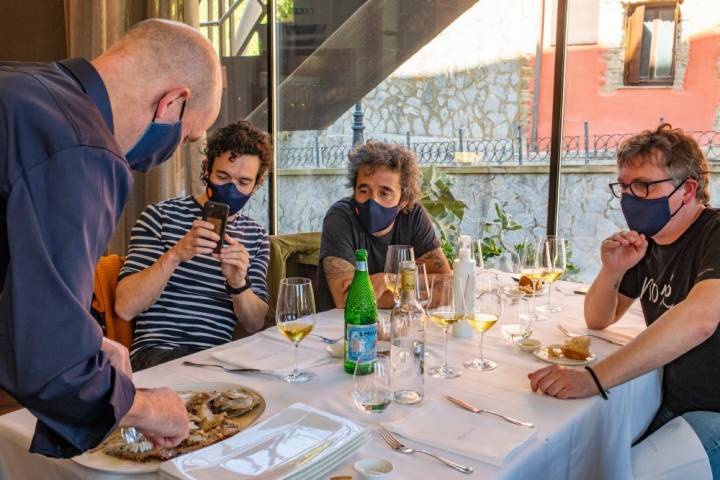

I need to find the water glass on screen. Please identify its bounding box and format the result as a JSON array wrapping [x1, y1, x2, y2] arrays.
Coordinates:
[[500, 285, 536, 345], [352, 356, 393, 414]]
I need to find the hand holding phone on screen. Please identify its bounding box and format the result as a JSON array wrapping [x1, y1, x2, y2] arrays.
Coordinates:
[[202, 201, 229, 254]]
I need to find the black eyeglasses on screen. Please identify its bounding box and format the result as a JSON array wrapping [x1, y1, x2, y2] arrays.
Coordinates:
[[608, 178, 680, 199]]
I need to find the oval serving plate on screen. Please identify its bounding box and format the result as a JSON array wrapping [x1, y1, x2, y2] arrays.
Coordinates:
[[72, 382, 266, 475]]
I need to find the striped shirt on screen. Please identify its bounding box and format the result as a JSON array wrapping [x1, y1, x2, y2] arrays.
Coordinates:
[[119, 195, 269, 359]]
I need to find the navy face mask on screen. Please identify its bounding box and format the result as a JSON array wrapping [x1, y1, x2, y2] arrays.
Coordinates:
[[207, 181, 251, 216], [125, 99, 186, 173], [620, 179, 686, 237], [353, 198, 401, 234]]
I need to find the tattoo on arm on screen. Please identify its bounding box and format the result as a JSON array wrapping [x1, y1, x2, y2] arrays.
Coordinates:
[[323, 256, 354, 280], [418, 248, 451, 273]]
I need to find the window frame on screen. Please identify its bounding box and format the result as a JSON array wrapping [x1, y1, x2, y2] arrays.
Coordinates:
[[624, 1, 680, 87]]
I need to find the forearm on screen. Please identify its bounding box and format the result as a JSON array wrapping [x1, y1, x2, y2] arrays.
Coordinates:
[[232, 290, 268, 335], [594, 302, 715, 389], [584, 266, 625, 329], [115, 250, 180, 320], [369, 272, 392, 307]]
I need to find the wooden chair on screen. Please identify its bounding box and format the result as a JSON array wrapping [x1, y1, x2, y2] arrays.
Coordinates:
[[92, 254, 133, 349]]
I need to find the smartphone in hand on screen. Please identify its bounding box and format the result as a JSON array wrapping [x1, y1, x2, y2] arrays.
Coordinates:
[[201, 201, 229, 254]]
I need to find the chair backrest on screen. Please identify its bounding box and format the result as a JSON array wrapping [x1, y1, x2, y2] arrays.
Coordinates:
[[264, 232, 326, 329], [92, 254, 133, 349]]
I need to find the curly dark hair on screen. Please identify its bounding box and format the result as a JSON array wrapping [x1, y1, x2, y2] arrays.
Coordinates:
[[617, 123, 710, 205], [346, 141, 421, 213], [201, 120, 273, 187]]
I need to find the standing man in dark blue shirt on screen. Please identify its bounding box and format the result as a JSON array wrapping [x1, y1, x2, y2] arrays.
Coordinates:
[[0, 19, 222, 457]]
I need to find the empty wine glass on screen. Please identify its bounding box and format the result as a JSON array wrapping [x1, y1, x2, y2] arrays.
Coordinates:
[[415, 261, 431, 309], [352, 355, 392, 414], [276, 277, 316, 383], [464, 272, 501, 371], [384, 245, 415, 305], [536, 235, 567, 314]]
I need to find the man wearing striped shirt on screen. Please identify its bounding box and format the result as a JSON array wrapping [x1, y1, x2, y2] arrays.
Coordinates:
[[115, 121, 271, 370]]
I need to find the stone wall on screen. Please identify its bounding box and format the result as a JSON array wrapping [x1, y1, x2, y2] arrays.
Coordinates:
[[244, 166, 720, 283]]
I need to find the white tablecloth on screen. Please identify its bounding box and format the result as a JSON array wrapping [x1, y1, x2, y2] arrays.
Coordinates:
[[0, 281, 661, 479]]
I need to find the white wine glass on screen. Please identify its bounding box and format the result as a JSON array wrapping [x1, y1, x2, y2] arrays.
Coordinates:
[[352, 355, 392, 414], [536, 235, 567, 314], [428, 274, 462, 379], [276, 277, 316, 383], [415, 261, 431, 309], [464, 272, 501, 371], [384, 245, 415, 305]]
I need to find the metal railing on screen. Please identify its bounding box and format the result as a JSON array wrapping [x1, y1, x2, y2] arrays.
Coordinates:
[[277, 126, 720, 169]]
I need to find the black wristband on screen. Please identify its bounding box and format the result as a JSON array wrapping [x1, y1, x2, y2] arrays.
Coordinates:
[[585, 366, 609, 400], [226, 277, 251, 295]]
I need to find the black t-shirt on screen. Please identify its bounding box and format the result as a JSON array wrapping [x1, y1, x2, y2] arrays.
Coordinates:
[[317, 197, 440, 311], [619, 208, 720, 414]]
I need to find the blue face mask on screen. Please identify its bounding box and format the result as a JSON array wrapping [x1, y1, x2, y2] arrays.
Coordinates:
[[620, 179, 686, 237], [125, 100, 186, 173], [353, 198, 401, 234], [207, 181, 251, 216]]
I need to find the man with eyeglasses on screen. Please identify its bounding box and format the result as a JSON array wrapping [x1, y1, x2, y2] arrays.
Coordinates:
[[528, 124, 720, 475]]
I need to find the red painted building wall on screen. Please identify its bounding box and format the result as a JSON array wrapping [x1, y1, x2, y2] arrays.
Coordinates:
[[534, 28, 720, 138]]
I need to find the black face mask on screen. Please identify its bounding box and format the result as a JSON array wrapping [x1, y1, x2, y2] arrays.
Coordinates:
[[352, 198, 401, 234], [125, 99, 186, 172], [620, 179, 686, 237]]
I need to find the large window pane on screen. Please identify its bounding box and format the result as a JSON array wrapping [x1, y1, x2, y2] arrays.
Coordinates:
[[560, 1, 720, 282], [273, 1, 556, 268]]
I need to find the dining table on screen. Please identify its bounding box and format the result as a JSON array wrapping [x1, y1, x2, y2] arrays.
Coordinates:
[[0, 278, 661, 479]]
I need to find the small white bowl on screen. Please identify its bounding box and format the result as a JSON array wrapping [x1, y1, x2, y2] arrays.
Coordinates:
[[517, 338, 542, 352], [354, 458, 394, 479], [326, 342, 344, 358]]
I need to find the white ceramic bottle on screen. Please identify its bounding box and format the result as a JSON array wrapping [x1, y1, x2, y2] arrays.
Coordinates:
[[452, 235, 475, 338]]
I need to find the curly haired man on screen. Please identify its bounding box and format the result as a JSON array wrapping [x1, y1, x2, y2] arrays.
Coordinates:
[[115, 120, 272, 370]]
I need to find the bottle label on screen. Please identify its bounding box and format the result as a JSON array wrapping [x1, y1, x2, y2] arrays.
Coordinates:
[[346, 323, 377, 362], [356, 261, 368, 272]]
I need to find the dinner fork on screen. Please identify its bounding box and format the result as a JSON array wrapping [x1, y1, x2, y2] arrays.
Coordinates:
[[309, 333, 343, 344], [557, 324, 626, 346], [182, 360, 285, 378], [379, 428, 474, 474]]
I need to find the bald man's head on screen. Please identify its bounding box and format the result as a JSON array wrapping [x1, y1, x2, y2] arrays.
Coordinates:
[[94, 19, 222, 152], [106, 19, 221, 118]]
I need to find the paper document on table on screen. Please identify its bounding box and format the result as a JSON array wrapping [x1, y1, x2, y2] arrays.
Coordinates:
[[382, 400, 535, 467], [212, 337, 329, 374], [632, 417, 712, 480]]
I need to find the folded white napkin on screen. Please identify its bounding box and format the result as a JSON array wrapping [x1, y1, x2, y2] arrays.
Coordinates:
[[559, 323, 641, 346], [211, 337, 329, 374], [382, 399, 535, 467]]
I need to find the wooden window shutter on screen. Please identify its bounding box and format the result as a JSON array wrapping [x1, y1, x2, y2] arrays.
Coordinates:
[[625, 4, 645, 85]]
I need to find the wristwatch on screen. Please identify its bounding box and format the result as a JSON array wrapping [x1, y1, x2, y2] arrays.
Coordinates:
[[226, 277, 251, 295]]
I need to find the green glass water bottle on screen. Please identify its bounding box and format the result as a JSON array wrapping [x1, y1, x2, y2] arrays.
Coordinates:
[[344, 249, 378, 374]]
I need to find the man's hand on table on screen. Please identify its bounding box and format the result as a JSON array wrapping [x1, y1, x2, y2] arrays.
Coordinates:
[[120, 388, 189, 447], [528, 365, 599, 399], [101, 337, 132, 379]]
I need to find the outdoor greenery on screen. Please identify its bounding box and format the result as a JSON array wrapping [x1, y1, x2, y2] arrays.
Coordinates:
[[420, 171, 580, 279], [419, 166, 467, 264]]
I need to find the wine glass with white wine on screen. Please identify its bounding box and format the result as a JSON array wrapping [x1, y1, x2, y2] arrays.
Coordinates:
[[464, 271, 502, 371], [384, 245, 415, 305], [535, 235, 567, 314], [427, 274, 462, 379], [276, 277, 316, 383]]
